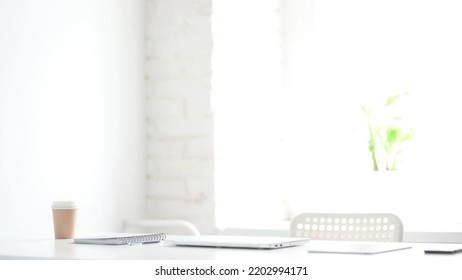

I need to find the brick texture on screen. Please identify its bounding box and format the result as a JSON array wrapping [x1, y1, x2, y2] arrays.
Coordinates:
[[145, 0, 215, 234]]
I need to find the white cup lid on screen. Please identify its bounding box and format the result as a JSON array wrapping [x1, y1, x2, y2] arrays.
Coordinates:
[[51, 201, 77, 209]]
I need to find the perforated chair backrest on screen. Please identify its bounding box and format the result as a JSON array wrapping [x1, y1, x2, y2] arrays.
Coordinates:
[[290, 213, 403, 242]]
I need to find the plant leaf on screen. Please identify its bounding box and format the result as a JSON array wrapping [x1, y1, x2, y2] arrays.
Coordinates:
[[361, 104, 370, 114], [384, 92, 409, 107]]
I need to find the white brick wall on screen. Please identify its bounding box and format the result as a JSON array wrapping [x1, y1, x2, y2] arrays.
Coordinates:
[[145, 0, 215, 234]]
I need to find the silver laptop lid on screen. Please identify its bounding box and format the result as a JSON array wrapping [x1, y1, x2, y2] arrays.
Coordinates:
[[165, 235, 310, 249]]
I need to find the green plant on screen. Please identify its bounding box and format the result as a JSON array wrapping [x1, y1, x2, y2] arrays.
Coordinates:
[[362, 93, 415, 171]]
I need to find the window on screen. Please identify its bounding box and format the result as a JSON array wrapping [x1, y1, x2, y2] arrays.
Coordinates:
[[213, 0, 462, 230]]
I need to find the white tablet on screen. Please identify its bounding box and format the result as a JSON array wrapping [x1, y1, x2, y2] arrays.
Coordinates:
[[307, 241, 412, 254], [165, 235, 310, 249]]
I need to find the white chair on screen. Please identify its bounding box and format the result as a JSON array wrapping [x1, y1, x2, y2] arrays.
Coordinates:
[[290, 213, 403, 242], [123, 219, 200, 236]]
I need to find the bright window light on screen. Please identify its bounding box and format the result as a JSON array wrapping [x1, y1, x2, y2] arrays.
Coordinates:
[[212, 0, 462, 230]]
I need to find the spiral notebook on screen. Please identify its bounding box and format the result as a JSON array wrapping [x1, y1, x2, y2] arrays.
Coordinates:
[[74, 233, 166, 245]]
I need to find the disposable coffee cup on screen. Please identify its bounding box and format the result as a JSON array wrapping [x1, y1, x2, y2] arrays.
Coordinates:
[[51, 201, 77, 239]]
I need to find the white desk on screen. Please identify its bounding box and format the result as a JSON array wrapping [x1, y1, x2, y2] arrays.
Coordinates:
[[0, 238, 311, 260], [0, 237, 460, 259], [2, 239, 462, 279], [0, 238, 460, 260]]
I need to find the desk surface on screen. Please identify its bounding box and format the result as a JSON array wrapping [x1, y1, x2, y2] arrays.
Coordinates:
[[1, 238, 310, 260], [2, 238, 462, 279], [0, 237, 461, 261]]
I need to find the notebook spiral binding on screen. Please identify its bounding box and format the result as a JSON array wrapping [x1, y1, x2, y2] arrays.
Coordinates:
[[119, 233, 167, 245]]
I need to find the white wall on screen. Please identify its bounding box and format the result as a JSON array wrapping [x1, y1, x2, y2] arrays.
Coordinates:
[[0, 0, 145, 239], [145, 0, 215, 234]]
